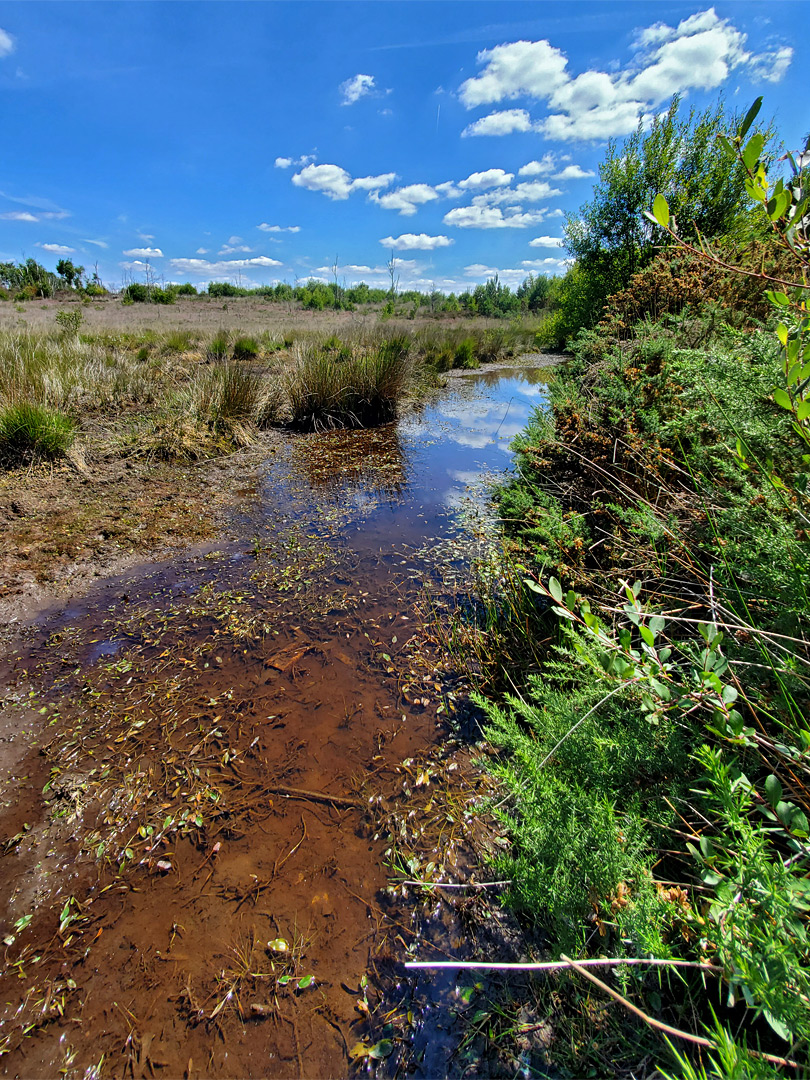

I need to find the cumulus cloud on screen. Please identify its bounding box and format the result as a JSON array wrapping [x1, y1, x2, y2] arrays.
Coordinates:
[[529, 235, 563, 247], [218, 236, 254, 255], [370, 183, 439, 216], [0, 28, 14, 58], [380, 233, 454, 251], [37, 243, 75, 255], [257, 223, 301, 233], [275, 154, 315, 169], [123, 247, 163, 258], [552, 164, 594, 179], [340, 73, 377, 105], [458, 10, 793, 141], [292, 163, 396, 200], [169, 256, 283, 276], [443, 206, 549, 229], [518, 155, 557, 176], [471, 180, 561, 205], [458, 168, 514, 190], [461, 109, 534, 137]]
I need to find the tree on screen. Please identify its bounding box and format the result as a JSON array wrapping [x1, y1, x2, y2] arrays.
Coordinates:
[[563, 96, 756, 328], [56, 259, 84, 289]]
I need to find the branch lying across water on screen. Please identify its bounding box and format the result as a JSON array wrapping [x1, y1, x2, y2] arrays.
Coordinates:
[[404, 957, 721, 973], [559, 954, 800, 1071]]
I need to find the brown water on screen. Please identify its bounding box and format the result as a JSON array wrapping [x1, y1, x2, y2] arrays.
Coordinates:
[[0, 366, 551, 1078]]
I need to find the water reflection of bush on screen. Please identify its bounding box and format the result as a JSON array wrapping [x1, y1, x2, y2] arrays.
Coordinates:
[[467, 366, 549, 388], [292, 424, 408, 499]]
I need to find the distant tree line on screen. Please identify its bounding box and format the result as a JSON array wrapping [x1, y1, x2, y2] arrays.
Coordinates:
[[0, 257, 106, 300]]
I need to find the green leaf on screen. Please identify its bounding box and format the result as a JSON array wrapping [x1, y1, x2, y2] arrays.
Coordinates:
[[639, 625, 655, 648], [368, 1040, 394, 1060], [721, 685, 738, 705], [649, 615, 666, 634], [548, 576, 563, 604], [652, 194, 669, 229], [762, 1008, 792, 1042], [738, 97, 762, 140], [297, 974, 314, 989], [773, 387, 792, 411], [796, 400, 810, 422], [766, 290, 790, 307], [741, 132, 765, 172], [764, 774, 782, 808]]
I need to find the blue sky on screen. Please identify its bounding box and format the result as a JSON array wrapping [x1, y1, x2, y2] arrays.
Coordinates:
[[0, 2, 806, 293]]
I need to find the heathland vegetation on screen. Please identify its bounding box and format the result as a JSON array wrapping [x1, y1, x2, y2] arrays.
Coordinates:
[[453, 97, 810, 1076]]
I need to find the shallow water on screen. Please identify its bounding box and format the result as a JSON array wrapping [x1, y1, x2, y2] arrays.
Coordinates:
[[0, 363, 552, 1078]]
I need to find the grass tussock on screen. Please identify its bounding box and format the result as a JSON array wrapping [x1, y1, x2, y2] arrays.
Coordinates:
[[0, 401, 76, 463], [283, 334, 413, 430]]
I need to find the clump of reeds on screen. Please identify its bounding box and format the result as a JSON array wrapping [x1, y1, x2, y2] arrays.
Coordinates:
[[283, 334, 413, 430]]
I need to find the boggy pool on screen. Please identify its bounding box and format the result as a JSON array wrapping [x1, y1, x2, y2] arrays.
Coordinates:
[[0, 362, 553, 1078]]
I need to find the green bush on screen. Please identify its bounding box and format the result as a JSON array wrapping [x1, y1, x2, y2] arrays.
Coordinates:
[[0, 402, 76, 463], [123, 283, 148, 303]]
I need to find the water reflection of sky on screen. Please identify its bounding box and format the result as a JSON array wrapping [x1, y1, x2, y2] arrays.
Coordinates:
[[258, 366, 550, 552]]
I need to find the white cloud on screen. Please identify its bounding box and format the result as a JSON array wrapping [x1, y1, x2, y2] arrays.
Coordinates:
[[434, 181, 462, 198], [291, 163, 396, 200], [459, 40, 570, 108], [552, 164, 594, 180], [748, 45, 793, 83], [518, 155, 556, 177], [461, 109, 534, 137], [169, 255, 283, 276], [218, 236, 254, 254], [370, 183, 439, 216], [472, 180, 561, 205], [458, 168, 514, 190], [380, 233, 454, 251], [443, 206, 549, 229], [37, 243, 75, 255], [0, 208, 68, 222], [123, 247, 163, 258], [82, 238, 109, 249], [529, 235, 563, 248], [137, 232, 155, 241], [458, 11, 793, 141], [340, 73, 377, 105], [275, 154, 315, 169], [0, 28, 15, 58], [196, 247, 209, 255], [522, 257, 567, 268], [257, 223, 301, 233]]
